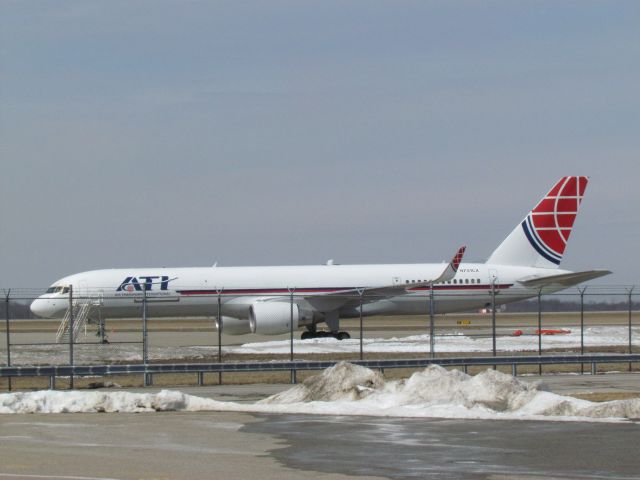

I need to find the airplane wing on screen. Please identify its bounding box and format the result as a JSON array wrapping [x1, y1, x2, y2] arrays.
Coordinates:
[[352, 245, 466, 297], [299, 246, 466, 312], [517, 269, 612, 289]]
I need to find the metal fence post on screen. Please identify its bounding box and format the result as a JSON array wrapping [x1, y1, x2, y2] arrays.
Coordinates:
[[68, 285, 74, 389], [359, 290, 364, 360], [579, 286, 586, 374], [142, 283, 149, 386], [217, 289, 223, 385], [628, 287, 634, 372], [537, 288, 542, 375], [4, 289, 11, 391], [491, 281, 497, 362], [429, 282, 435, 359], [289, 288, 296, 384], [98, 303, 106, 344]]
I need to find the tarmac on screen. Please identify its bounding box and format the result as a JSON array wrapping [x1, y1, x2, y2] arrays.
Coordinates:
[[2, 311, 635, 348], [1, 374, 640, 480]]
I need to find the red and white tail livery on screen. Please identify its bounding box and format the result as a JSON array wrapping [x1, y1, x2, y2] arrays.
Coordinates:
[[487, 176, 588, 268]]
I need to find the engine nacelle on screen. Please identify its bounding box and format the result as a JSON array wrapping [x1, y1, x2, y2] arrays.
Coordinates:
[[249, 301, 302, 335], [215, 316, 251, 335]]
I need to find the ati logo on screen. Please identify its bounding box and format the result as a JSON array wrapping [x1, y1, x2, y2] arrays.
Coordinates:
[[116, 276, 170, 292]]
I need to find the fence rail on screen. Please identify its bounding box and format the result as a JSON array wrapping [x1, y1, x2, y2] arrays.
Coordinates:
[[2, 354, 639, 379]]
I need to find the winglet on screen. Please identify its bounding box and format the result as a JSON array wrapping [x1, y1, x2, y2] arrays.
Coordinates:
[[434, 245, 466, 283], [451, 245, 466, 272]]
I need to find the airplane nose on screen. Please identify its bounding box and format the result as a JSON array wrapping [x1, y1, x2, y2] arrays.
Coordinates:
[[30, 298, 53, 318], [30, 299, 45, 317]]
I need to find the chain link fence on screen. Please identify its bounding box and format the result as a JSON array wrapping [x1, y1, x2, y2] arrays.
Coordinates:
[[1, 285, 638, 390]]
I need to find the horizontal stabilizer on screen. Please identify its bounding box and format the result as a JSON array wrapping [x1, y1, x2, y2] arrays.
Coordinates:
[[517, 270, 612, 288]]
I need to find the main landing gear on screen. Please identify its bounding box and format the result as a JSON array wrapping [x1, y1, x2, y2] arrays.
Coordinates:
[[301, 312, 350, 340], [301, 330, 351, 341]]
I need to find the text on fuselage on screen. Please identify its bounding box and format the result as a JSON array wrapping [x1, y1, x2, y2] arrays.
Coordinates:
[[116, 276, 170, 292]]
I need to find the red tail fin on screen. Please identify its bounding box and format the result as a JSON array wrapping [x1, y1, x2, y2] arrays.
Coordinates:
[[526, 176, 588, 262], [451, 245, 466, 272], [487, 176, 588, 268]]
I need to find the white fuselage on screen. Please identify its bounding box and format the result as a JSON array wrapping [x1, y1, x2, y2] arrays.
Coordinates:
[[31, 262, 568, 322]]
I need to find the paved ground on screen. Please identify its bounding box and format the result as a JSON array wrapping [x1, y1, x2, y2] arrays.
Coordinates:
[[1, 375, 640, 480], [526, 372, 640, 396], [0, 411, 386, 480], [2, 409, 638, 480], [248, 414, 640, 480]]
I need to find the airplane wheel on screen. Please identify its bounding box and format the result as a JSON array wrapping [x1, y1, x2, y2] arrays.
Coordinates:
[[336, 331, 350, 340], [301, 331, 313, 340]]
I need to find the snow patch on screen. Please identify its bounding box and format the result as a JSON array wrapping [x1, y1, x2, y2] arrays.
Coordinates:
[[1, 363, 639, 422], [8, 327, 639, 365], [231, 327, 640, 355]]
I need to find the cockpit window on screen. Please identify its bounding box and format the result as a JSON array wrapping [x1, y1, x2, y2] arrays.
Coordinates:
[[46, 286, 69, 294]]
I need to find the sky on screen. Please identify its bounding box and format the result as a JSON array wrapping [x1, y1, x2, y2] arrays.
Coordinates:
[[0, 1, 639, 289]]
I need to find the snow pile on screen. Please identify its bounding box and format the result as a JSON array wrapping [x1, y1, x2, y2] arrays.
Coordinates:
[[260, 362, 384, 403], [0, 389, 200, 414], [2, 363, 640, 422]]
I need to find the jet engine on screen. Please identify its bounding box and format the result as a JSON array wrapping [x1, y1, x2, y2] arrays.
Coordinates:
[[215, 316, 251, 335], [249, 301, 311, 335]]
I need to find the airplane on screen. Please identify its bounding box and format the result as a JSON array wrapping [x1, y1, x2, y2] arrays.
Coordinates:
[[31, 176, 610, 340]]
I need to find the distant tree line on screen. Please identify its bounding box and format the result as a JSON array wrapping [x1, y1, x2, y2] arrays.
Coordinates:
[[1, 300, 37, 319], [506, 298, 639, 313]]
